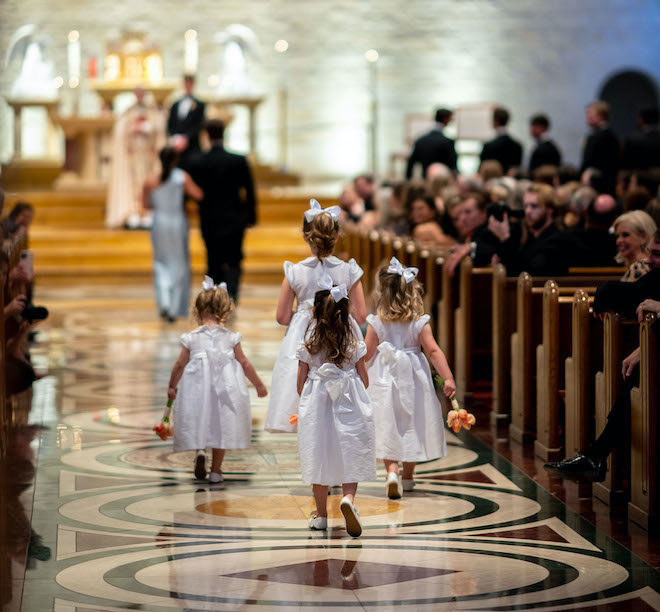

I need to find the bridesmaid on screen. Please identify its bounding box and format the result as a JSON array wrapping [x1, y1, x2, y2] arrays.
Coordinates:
[[144, 146, 203, 322]]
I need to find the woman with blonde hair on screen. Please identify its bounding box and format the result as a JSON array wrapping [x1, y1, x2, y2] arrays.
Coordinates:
[[613, 210, 657, 282]]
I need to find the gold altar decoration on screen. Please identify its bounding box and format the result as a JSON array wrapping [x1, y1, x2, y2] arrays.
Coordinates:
[[89, 32, 176, 107]]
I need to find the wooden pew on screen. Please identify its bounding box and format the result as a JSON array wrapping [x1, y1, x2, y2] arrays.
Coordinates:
[[454, 258, 493, 404], [629, 312, 658, 530], [564, 290, 603, 459]]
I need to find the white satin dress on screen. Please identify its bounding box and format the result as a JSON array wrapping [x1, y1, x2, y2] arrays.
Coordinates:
[[265, 255, 364, 433], [173, 325, 251, 452], [366, 314, 447, 463]]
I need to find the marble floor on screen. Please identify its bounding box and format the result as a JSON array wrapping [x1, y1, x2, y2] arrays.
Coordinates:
[[3, 282, 660, 611]]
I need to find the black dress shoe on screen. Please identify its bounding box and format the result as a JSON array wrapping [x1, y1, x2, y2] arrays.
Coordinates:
[[544, 453, 606, 482]]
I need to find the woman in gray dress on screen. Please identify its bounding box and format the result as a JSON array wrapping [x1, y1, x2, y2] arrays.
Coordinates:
[[144, 147, 203, 322]]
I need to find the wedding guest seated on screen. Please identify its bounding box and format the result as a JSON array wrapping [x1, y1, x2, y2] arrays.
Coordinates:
[[444, 191, 501, 275], [478, 159, 504, 182], [544, 231, 660, 481], [645, 199, 660, 228], [409, 194, 456, 251], [379, 182, 409, 236], [354, 173, 377, 211], [564, 186, 596, 228], [613, 210, 657, 281], [338, 182, 365, 224], [566, 194, 618, 267], [1, 202, 34, 240], [623, 186, 652, 212], [531, 164, 559, 186], [487, 183, 578, 276]]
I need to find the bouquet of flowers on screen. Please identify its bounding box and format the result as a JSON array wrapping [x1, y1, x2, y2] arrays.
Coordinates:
[[153, 399, 174, 441], [434, 375, 476, 433]]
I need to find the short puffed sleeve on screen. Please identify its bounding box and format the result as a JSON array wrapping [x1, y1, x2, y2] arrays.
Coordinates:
[[296, 344, 312, 364], [347, 258, 364, 287], [414, 314, 431, 336], [180, 331, 193, 350], [366, 314, 384, 340], [283, 261, 296, 287], [229, 331, 243, 347], [353, 340, 368, 362]]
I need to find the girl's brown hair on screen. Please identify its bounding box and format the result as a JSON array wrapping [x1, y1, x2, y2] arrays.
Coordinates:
[[305, 289, 355, 365], [302, 212, 339, 259], [373, 264, 425, 323], [193, 286, 234, 325]]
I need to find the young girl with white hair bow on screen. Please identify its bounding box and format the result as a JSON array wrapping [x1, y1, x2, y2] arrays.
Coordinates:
[[365, 257, 455, 499], [296, 278, 375, 537], [167, 276, 267, 483], [265, 198, 367, 433]]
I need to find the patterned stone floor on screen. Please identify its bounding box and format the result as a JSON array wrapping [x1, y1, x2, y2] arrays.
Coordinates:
[[4, 282, 660, 611]]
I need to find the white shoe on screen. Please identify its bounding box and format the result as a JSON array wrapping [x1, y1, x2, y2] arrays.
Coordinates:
[[402, 479, 415, 492], [386, 472, 402, 499], [209, 472, 223, 483], [126, 213, 141, 229], [308, 514, 327, 530], [339, 496, 362, 537], [194, 450, 207, 480]]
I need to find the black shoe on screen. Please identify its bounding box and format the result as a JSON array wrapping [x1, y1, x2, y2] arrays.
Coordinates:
[[544, 453, 606, 482]]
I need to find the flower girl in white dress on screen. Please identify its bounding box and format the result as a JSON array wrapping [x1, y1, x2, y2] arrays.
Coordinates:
[[297, 281, 375, 537], [365, 258, 456, 499], [167, 277, 267, 482], [265, 198, 367, 433]]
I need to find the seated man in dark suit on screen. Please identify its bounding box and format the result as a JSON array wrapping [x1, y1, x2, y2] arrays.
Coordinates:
[[406, 108, 457, 179], [167, 74, 206, 170], [544, 231, 660, 481], [580, 100, 620, 195], [487, 183, 579, 277], [189, 119, 257, 301], [621, 107, 660, 171], [566, 194, 619, 267], [480, 106, 523, 175], [528, 114, 561, 174]]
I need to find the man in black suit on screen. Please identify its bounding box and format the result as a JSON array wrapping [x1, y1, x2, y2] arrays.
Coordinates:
[[580, 100, 620, 195], [189, 119, 257, 301], [528, 114, 561, 173], [167, 75, 206, 170], [621, 107, 660, 171], [480, 106, 523, 175], [405, 108, 457, 179]]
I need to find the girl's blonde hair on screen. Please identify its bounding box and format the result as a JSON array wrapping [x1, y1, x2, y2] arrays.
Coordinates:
[[305, 289, 355, 365], [373, 264, 425, 323], [302, 212, 338, 259], [613, 210, 657, 263], [193, 286, 234, 325]]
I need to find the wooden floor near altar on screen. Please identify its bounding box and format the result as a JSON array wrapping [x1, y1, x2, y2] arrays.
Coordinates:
[[5, 281, 660, 611]]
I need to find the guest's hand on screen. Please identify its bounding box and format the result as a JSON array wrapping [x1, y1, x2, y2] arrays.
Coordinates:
[[5, 294, 27, 317], [487, 213, 511, 242], [636, 299, 660, 322], [622, 347, 641, 378], [445, 243, 471, 277]]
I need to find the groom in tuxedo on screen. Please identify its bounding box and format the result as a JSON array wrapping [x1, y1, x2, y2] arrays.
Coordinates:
[[167, 74, 205, 170], [189, 119, 257, 301]]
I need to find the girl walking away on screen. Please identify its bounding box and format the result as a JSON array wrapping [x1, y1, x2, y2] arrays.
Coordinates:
[[296, 280, 375, 537], [167, 276, 267, 482], [365, 257, 456, 499], [266, 198, 367, 433]]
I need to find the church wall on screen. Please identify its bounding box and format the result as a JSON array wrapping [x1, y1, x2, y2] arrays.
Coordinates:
[[1, 0, 660, 179]]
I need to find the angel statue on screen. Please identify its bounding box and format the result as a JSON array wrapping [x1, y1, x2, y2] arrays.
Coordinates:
[[213, 24, 261, 96], [4, 25, 57, 99]]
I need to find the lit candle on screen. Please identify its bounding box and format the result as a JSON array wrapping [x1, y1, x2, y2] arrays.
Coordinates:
[[67, 30, 81, 85], [184, 29, 198, 74]]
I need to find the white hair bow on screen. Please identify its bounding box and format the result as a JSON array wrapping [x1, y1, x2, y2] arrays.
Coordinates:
[[202, 275, 227, 292], [330, 283, 348, 302], [387, 257, 419, 284], [304, 198, 341, 223]]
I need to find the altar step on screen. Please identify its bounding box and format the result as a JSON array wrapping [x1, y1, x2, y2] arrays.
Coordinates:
[[5, 189, 320, 284]]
